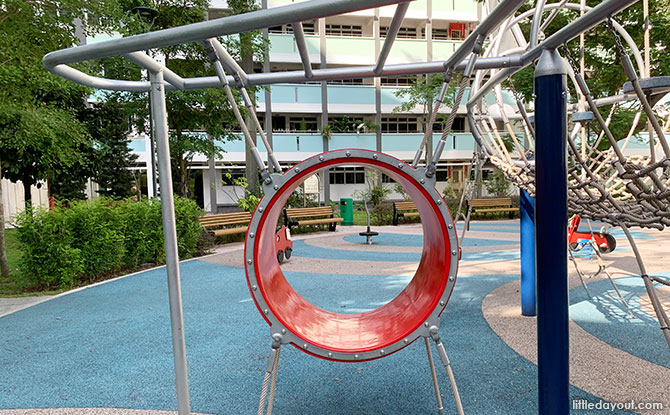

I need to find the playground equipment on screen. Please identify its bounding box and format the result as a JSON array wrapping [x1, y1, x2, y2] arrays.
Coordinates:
[[275, 226, 292, 264], [358, 175, 380, 245], [568, 215, 616, 253], [461, 0, 670, 354], [43, 0, 667, 413]]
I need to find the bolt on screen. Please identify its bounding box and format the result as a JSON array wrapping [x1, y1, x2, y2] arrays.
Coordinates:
[[328, 352, 333, 357], [247, 259, 253, 265], [346, 151, 351, 157], [451, 250, 457, 255], [420, 178, 425, 184], [264, 309, 269, 314], [303, 343, 308, 349], [264, 178, 272, 184], [354, 354, 359, 359], [319, 155, 324, 161], [295, 167, 301, 173], [379, 349, 385, 355], [249, 232, 255, 238], [424, 322, 429, 327], [252, 285, 257, 291], [440, 300, 445, 306], [404, 338, 409, 344], [447, 224, 453, 229], [449, 276, 455, 281], [436, 199, 442, 205], [373, 154, 378, 159], [281, 328, 286, 334], [258, 207, 264, 212], [398, 163, 404, 169], [273, 185, 278, 190]]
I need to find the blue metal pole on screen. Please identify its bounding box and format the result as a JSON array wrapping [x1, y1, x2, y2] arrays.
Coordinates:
[[534, 49, 569, 415], [520, 189, 536, 316]]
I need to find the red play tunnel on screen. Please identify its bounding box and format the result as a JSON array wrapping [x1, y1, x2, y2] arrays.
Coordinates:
[[244, 150, 458, 361]]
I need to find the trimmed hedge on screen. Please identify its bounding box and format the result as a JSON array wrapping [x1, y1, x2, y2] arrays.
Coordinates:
[[16, 196, 203, 290]]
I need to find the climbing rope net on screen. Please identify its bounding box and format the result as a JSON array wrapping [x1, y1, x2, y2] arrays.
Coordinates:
[[449, 0, 670, 349], [465, 5, 670, 231]]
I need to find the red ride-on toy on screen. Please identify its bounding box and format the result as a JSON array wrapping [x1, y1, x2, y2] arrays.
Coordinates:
[[275, 225, 293, 264], [568, 215, 616, 253]]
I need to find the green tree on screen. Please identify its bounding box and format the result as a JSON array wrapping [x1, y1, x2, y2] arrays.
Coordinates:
[[0, 0, 123, 276], [508, 0, 670, 141], [85, 101, 139, 198], [393, 74, 458, 162], [228, 0, 267, 195], [108, 0, 259, 198], [484, 170, 511, 197]]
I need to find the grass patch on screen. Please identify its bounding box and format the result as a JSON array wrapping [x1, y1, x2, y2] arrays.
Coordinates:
[[0, 228, 45, 297], [5, 228, 21, 274]]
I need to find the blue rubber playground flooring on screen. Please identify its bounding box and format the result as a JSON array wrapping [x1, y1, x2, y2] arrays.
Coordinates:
[[0, 257, 644, 414], [292, 239, 521, 262], [569, 274, 670, 369]]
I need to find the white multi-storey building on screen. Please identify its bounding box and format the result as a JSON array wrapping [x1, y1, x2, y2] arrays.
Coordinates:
[[112, 0, 526, 211], [177, 0, 486, 211]]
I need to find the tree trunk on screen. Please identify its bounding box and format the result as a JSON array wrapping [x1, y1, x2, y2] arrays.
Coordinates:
[[23, 179, 32, 211], [179, 150, 187, 197], [0, 158, 10, 278], [241, 32, 259, 195]]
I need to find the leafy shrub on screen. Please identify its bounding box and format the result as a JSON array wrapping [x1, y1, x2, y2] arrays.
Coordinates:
[[484, 170, 511, 197], [16, 196, 203, 290], [16, 209, 84, 290], [371, 202, 393, 226]]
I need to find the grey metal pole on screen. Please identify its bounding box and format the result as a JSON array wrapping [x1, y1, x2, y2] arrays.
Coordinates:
[[208, 134, 218, 214], [319, 17, 330, 205], [149, 69, 192, 415]]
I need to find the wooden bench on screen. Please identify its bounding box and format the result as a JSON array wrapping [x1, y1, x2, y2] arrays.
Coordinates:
[[199, 212, 252, 237], [393, 201, 420, 226], [467, 197, 519, 219], [284, 206, 343, 231]]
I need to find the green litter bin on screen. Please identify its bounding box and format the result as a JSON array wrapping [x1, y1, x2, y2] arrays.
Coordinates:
[[340, 198, 354, 225]]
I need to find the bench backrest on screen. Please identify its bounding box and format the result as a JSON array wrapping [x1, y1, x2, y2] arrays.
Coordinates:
[[285, 206, 334, 218], [199, 212, 252, 227], [394, 201, 417, 211], [470, 197, 513, 208]]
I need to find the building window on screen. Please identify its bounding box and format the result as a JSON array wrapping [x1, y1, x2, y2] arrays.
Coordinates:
[[432, 28, 450, 40], [288, 116, 318, 132], [382, 173, 396, 183], [268, 22, 316, 34], [380, 26, 418, 39], [271, 115, 287, 132], [381, 77, 414, 86], [422, 28, 449, 40], [382, 117, 419, 133], [330, 116, 364, 133], [302, 22, 316, 35], [327, 78, 364, 85], [435, 168, 450, 182], [325, 24, 362, 37], [423, 25, 467, 40], [433, 116, 466, 133], [329, 167, 365, 184]]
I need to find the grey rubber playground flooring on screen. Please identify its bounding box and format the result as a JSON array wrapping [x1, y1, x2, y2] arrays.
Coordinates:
[[0, 220, 667, 414]]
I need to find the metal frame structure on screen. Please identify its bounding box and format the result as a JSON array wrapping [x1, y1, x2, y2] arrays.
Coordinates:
[[43, 0, 649, 414]]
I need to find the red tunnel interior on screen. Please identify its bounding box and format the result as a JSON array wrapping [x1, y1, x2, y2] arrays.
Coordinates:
[[249, 156, 454, 357]]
